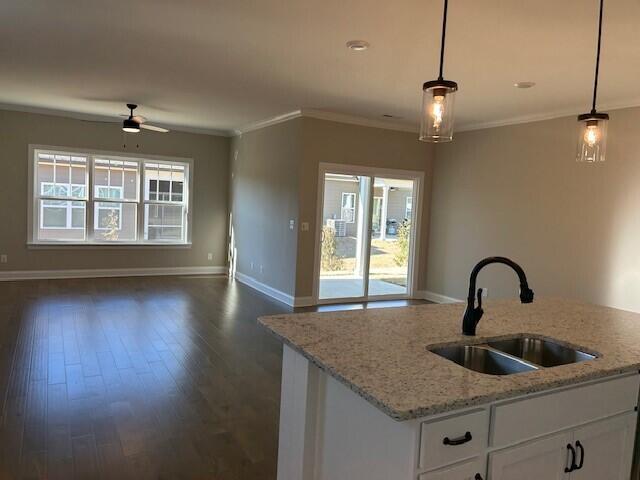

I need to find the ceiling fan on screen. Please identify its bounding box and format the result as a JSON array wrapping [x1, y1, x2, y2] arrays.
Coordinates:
[[120, 103, 169, 133]]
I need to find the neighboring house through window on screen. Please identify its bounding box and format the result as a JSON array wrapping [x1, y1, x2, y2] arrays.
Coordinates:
[[341, 192, 356, 223], [30, 148, 191, 244], [405, 196, 413, 220]]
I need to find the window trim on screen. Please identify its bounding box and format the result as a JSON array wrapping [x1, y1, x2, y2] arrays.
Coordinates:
[[28, 145, 193, 247]]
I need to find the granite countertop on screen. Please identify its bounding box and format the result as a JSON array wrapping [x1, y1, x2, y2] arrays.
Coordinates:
[[258, 298, 640, 421]]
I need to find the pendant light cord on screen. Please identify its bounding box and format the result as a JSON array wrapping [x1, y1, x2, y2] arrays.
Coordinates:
[[591, 0, 605, 114], [438, 0, 449, 80]]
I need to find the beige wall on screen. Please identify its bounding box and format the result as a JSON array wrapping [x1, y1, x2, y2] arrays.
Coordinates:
[[427, 106, 640, 312], [296, 117, 435, 298], [229, 119, 302, 296], [0, 109, 229, 271]]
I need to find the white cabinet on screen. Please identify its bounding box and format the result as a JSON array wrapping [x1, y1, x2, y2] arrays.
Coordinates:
[[570, 412, 636, 480], [277, 345, 639, 480], [419, 457, 483, 480], [419, 409, 488, 470], [489, 432, 572, 480], [489, 412, 637, 480]]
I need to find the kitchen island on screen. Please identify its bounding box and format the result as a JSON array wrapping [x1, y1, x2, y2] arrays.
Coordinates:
[[259, 298, 640, 480]]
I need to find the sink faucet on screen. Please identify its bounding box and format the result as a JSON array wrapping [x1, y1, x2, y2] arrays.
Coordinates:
[[462, 256, 534, 336]]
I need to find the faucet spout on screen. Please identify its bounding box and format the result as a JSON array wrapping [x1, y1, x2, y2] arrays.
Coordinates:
[[462, 256, 534, 336]]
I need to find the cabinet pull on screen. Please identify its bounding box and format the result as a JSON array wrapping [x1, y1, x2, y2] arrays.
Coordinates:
[[565, 443, 576, 472], [442, 431, 472, 446], [575, 441, 585, 470]]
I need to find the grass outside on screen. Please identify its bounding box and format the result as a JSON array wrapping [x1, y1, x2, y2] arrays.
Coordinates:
[[321, 236, 409, 287]]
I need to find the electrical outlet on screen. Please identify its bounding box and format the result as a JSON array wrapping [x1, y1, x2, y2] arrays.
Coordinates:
[[250, 262, 254, 270], [207, 253, 213, 261], [260, 265, 264, 274], [481, 288, 488, 298], [0, 254, 6, 264], [289, 219, 295, 230], [301, 222, 309, 231]]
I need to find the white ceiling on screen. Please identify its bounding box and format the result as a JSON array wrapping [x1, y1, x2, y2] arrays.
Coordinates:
[[1, 0, 639, 135]]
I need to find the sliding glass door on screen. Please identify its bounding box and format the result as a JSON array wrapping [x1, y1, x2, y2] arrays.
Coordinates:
[[318, 170, 417, 302], [367, 177, 414, 296]]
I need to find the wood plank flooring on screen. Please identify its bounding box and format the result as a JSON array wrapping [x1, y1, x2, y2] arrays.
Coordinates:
[[0, 275, 426, 479]]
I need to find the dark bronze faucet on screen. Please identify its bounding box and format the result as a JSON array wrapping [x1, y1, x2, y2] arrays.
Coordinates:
[[462, 256, 534, 336]]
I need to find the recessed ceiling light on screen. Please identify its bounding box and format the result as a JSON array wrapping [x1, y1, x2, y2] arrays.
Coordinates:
[[346, 40, 370, 51], [514, 81, 536, 89]]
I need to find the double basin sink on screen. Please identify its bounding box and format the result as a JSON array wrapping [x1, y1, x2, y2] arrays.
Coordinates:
[[429, 337, 596, 375]]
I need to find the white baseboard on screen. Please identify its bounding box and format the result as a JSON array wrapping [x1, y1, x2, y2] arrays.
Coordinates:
[[417, 290, 463, 304], [0, 266, 227, 281], [234, 271, 296, 307]]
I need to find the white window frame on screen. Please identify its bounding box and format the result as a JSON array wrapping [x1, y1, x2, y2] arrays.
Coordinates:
[[28, 145, 193, 247], [405, 196, 413, 220], [341, 192, 357, 224]]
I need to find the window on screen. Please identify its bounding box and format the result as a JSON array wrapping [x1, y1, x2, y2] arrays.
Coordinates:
[[341, 192, 356, 223], [30, 148, 191, 244], [405, 196, 413, 220]]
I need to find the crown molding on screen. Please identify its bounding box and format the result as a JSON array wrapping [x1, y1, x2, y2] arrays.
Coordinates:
[[457, 98, 640, 133], [300, 108, 418, 133], [233, 108, 419, 136], [0, 103, 234, 137], [232, 110, 303, 136]]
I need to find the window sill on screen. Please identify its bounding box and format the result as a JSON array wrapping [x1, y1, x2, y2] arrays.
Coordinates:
[[27, 242, 192, 250]]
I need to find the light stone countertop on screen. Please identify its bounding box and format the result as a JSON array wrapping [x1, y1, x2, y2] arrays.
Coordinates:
[[258, 298, 640, 421]]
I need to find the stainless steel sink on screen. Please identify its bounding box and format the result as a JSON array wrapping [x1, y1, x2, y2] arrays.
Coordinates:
[[429, 345, 539, 375], [487, 337, 596, 367]]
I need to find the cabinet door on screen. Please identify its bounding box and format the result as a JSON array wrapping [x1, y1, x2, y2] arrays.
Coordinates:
[[570, 412, 636, 480], [419, 457, 483, 480], [489, 432, 571, 480]]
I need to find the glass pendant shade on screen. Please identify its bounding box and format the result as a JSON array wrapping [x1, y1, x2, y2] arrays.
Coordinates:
[[576, 112, 608, 163], [420, 80, 458, 143]]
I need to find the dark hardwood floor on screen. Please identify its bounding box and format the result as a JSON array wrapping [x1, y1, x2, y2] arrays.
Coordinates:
[[0, 275, 426, 479]]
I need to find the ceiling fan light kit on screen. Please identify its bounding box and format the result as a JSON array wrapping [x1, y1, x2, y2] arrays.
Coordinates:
[[122, 117, 141, 133]]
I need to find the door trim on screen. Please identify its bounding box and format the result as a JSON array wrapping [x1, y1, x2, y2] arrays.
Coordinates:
[[312, 162, 425, 305]]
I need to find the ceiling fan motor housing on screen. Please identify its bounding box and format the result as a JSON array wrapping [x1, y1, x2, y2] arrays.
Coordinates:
[[122, 117, 140, 133]]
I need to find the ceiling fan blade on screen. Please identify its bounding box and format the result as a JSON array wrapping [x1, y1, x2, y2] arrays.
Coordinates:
[[140, 124, 169, 133]]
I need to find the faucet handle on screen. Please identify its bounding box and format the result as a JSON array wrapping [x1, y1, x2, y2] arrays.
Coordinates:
[[520, 287, 534, 304]]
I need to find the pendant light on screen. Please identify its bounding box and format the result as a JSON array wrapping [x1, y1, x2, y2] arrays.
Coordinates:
[[577, 0, 608, 162], [419, 0, 458, 143]]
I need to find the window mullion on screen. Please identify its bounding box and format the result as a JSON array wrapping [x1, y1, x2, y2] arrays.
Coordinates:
[[138, 162, 145, 243], [87, 155, 94, 243]]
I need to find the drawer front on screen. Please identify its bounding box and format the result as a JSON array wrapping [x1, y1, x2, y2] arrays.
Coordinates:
[[419, 409, 489, 471], [491, 373, 640, 447], [419, 457, 483, 480]]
